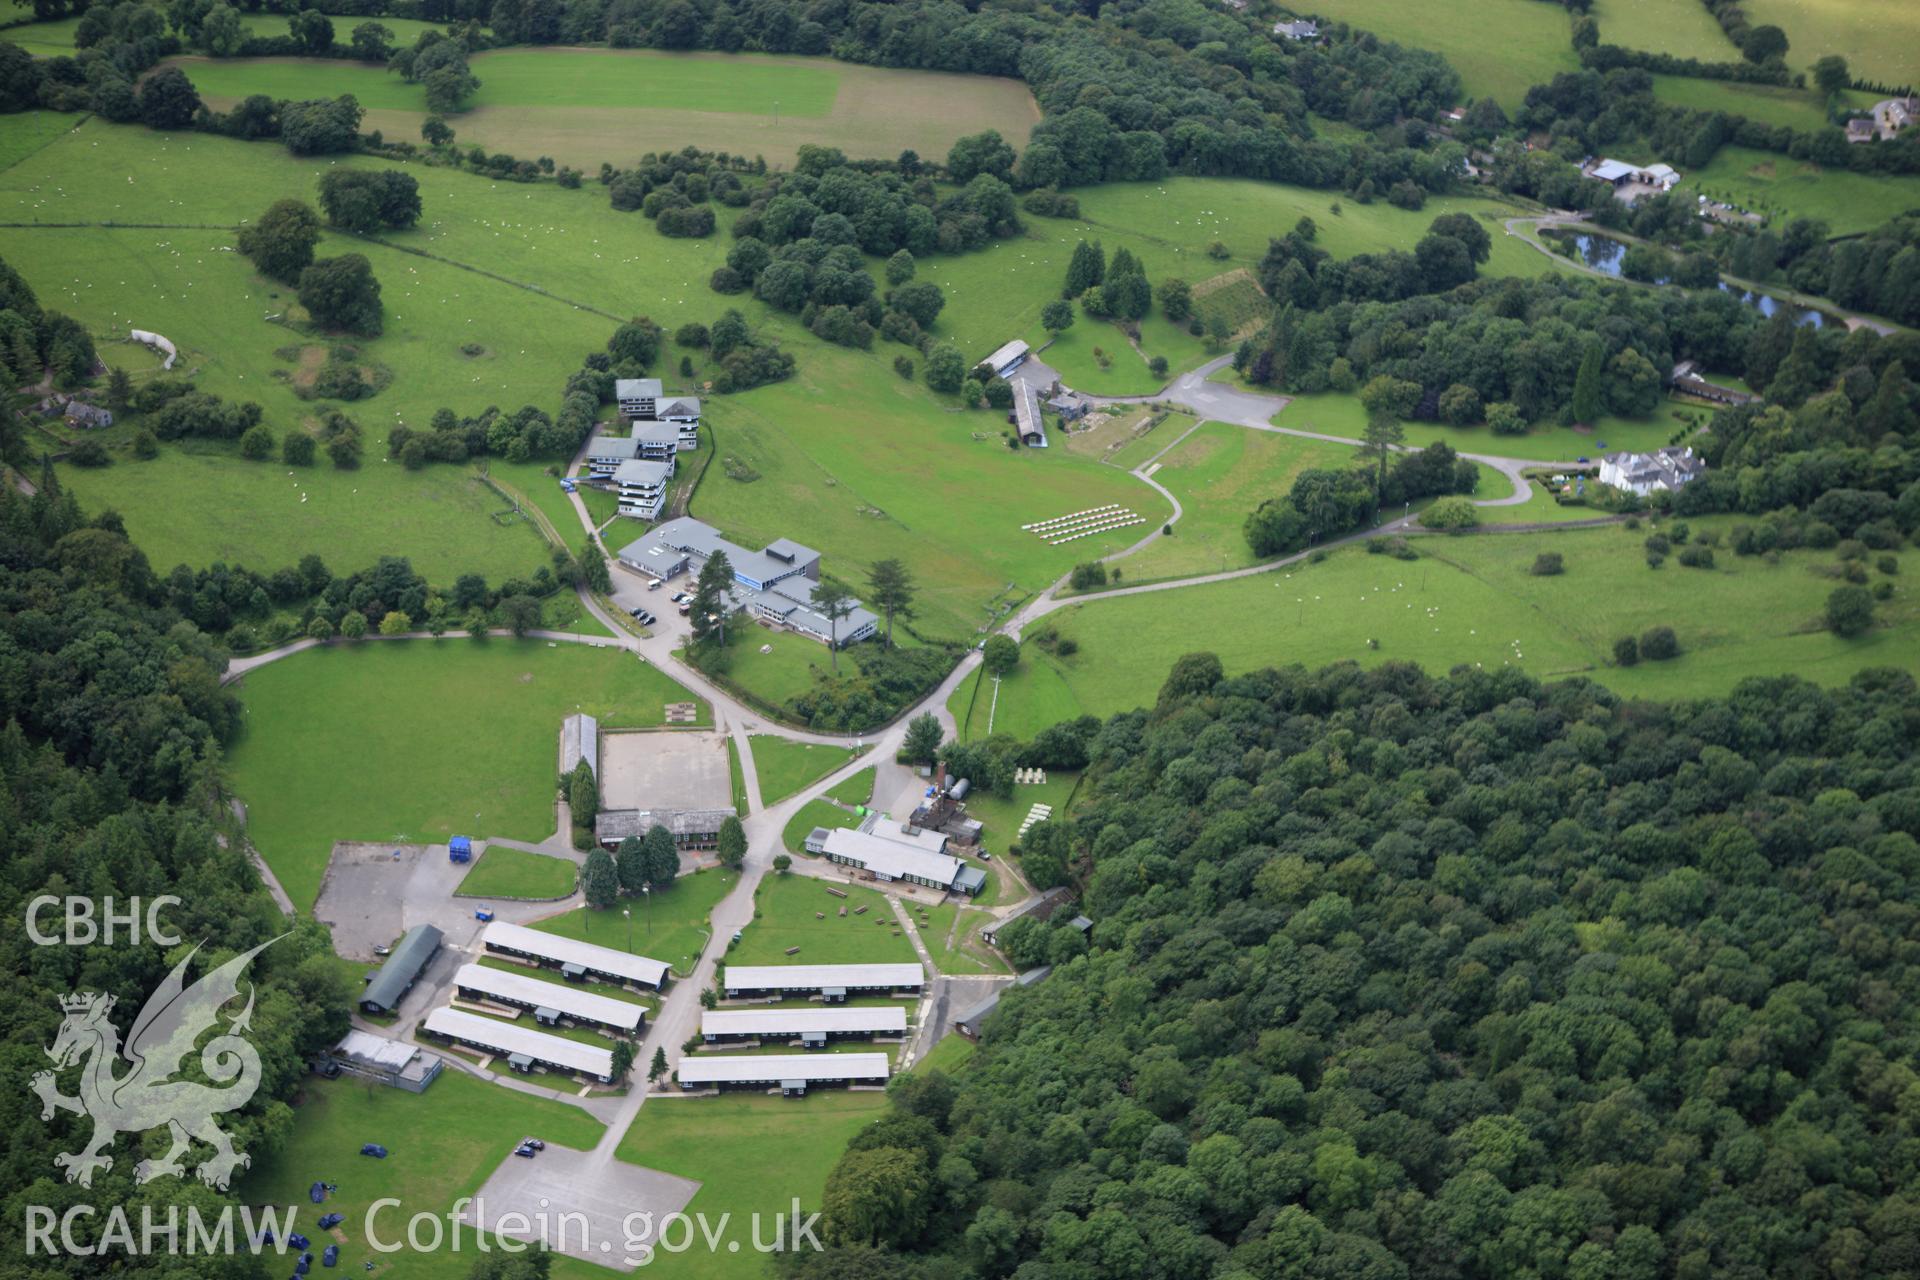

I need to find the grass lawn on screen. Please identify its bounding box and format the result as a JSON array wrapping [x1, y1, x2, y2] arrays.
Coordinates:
[[455, 846, 578, 900], [914, 1031, 976, 1074], [727, 736, 749, 814], [237, 1071, 604, 1280], [55, 438, 557, 585], [1675, 147, 1920, 236], [691, 342, 1165, 641], [827, 766, 877, 806], [750, 735, 861, 806], [611, 1092, 887, 1280], [949, 654, 1085, 743], [1741, 0, 1920, 87], [977, 522, 1918, 736], [781, 797, 863, 855], [580, 484, 622, 529], [730, 873, 920, 966], [1304, 0, 1580, 107], [959, 772, 1082, 854], [477, 954, 655, 1009], [0, 108, 82, 171], [177, 48, 1038, 167], [700, 627, 837, 707], [1272, 392, 1701, 465], [922, 902, 1009, 975], [485, 457, 590, 545], [1493, 478, 1616, 523], [533, 866, 739, 978], [228, 639, 701, 909], [1121, 422, 1358, 583]]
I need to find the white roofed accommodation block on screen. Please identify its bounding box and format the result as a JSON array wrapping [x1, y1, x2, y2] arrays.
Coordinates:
[[818, 826, 971, 893], [676, 1052, 890, 1093], [561, 713, 598, 778], [615, 377, 663, 420], [453, 963, 645, 1034], [422, 1007, 616, 1082], [724, 963, 924, 1001], [612, 457, 674, 520], [701, 1006, 907, 1044], [482, 920, 669, 989]]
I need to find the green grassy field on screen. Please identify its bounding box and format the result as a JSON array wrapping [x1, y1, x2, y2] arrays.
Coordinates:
[[2, 11, 457, 55], [955, 773, 1082, 856], [0, 108, 80, 170], [1272, 392, 1699, 465], [971, 521, 1917, 740], [1590, 0, 1740, 61], [781, 797, 863, 855], [54, 438, 558, 583], [1742, 0, 1920, 87], [1650, 75, 1871, 131], [730, 873, 919, 965], [611, 1092, 888, 1280], [1305, 0, 1581, 107], [178, 48, 1038, 167], [1675, 147, 1920, 236], [455, 846, 578, 899], [228, 639, 701, 909], [1121, 421, 1359, 582], [935, 180, 1557, 376], [238, 1071, 605, 1280], [826, 766, 876, 806], [914, 1030, 976, 1074], [922, 902, 1008, 975], [750, 735, 860, 806], [690, 342, 1167, 641], [532, 866, 739, 977]]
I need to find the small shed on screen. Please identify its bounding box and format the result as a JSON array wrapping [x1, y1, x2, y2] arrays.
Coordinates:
[[506, 1053, 535, 1073], [561, 962, 587, 982], [821, 986, 848, 1005], [449, 835, 472, 863], [534, 1006, 560, 1027], [781, 1079, 808, 1098]]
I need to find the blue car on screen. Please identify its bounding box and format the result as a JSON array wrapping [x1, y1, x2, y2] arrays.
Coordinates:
[[1576, 456, 1589, 464], [359, 1144, 388, 1159]]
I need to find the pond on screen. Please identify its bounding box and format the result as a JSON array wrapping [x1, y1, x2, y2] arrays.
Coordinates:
[[1547, 231, 1830, 328]]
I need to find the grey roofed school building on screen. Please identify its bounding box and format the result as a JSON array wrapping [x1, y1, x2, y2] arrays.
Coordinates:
[[723, 962, 925, 1000], [676, 1052, 890, 1093], [561, 713, 598, 778], [701, 1005, 908, 1044], [422, 1007, 616, 1083], [327, 1029, 443, 1092], [359, 923, 443, 1015], [453, 963, 645, 1034], [594, 806, 734, 848], [810, 825, 978, 894], [482, 920, 670, 989], [616, 517, 878, 648], [1012, 382, 1048, 448], [612, 457, 675, 520]]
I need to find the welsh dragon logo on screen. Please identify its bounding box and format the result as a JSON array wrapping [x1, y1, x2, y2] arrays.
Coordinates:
[[32, 937, 281, 1190]]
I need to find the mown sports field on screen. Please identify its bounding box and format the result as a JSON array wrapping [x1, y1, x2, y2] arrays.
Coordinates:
[[175, 47, 1039, 167], [227, 639, 707, 909]]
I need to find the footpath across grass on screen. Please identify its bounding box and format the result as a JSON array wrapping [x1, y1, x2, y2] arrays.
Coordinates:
[[533, 866, 739, 978], [239, 1071, 604, 1280], [612, 1092, 887, 1280], [455, 847, 578, 900], [228, 640, 700, 909], [749, 735, 860, 806], [729, 873, 919, 966]]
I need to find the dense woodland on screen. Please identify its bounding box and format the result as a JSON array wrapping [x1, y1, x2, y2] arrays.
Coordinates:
[[802, 657, 1920, 1280], [0, 479, 353, 1274]]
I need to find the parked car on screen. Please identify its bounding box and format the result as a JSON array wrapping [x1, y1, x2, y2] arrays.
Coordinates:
[[629, 605, 647, 618], [523, 1137, 546, 1150], [372, 944, 391, 957], [677, 604, 691, 616], [635, 610, 656, 626], [513, 1144, 537, 1159], [670, 592, 690, 604], [647, 579, 661, 591]]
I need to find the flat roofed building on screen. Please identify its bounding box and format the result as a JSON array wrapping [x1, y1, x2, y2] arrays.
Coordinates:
[[422, 1007, 615, 1082], [816, 827, 972, 893], [615, 377, 663, 420], [677, 1052, 890, 1093], [724, 962, 923, 1000], [453, 963, 645, 1034], [594, 806, 734, 849], [1012, 382, 1047, 448], [359, 923, 443, 1015], [701, 1006, 907, 1044], [327, 1030, 443, 1092], [586, 434, 641, 476], [981, 339, 1029, 378], [482, 920, 669, 989], [612, 457, 675, 520]]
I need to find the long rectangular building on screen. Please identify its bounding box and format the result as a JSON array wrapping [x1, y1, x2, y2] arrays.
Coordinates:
[[453, 963, 645, 1035], [482, 920, 669, 990], [812, 826, 970, 893], [421, 1007, 616, 1083], [701, 1005, 907, 1046], [676, 1052, 890, 1095], [723, 962, 923, 1002]]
